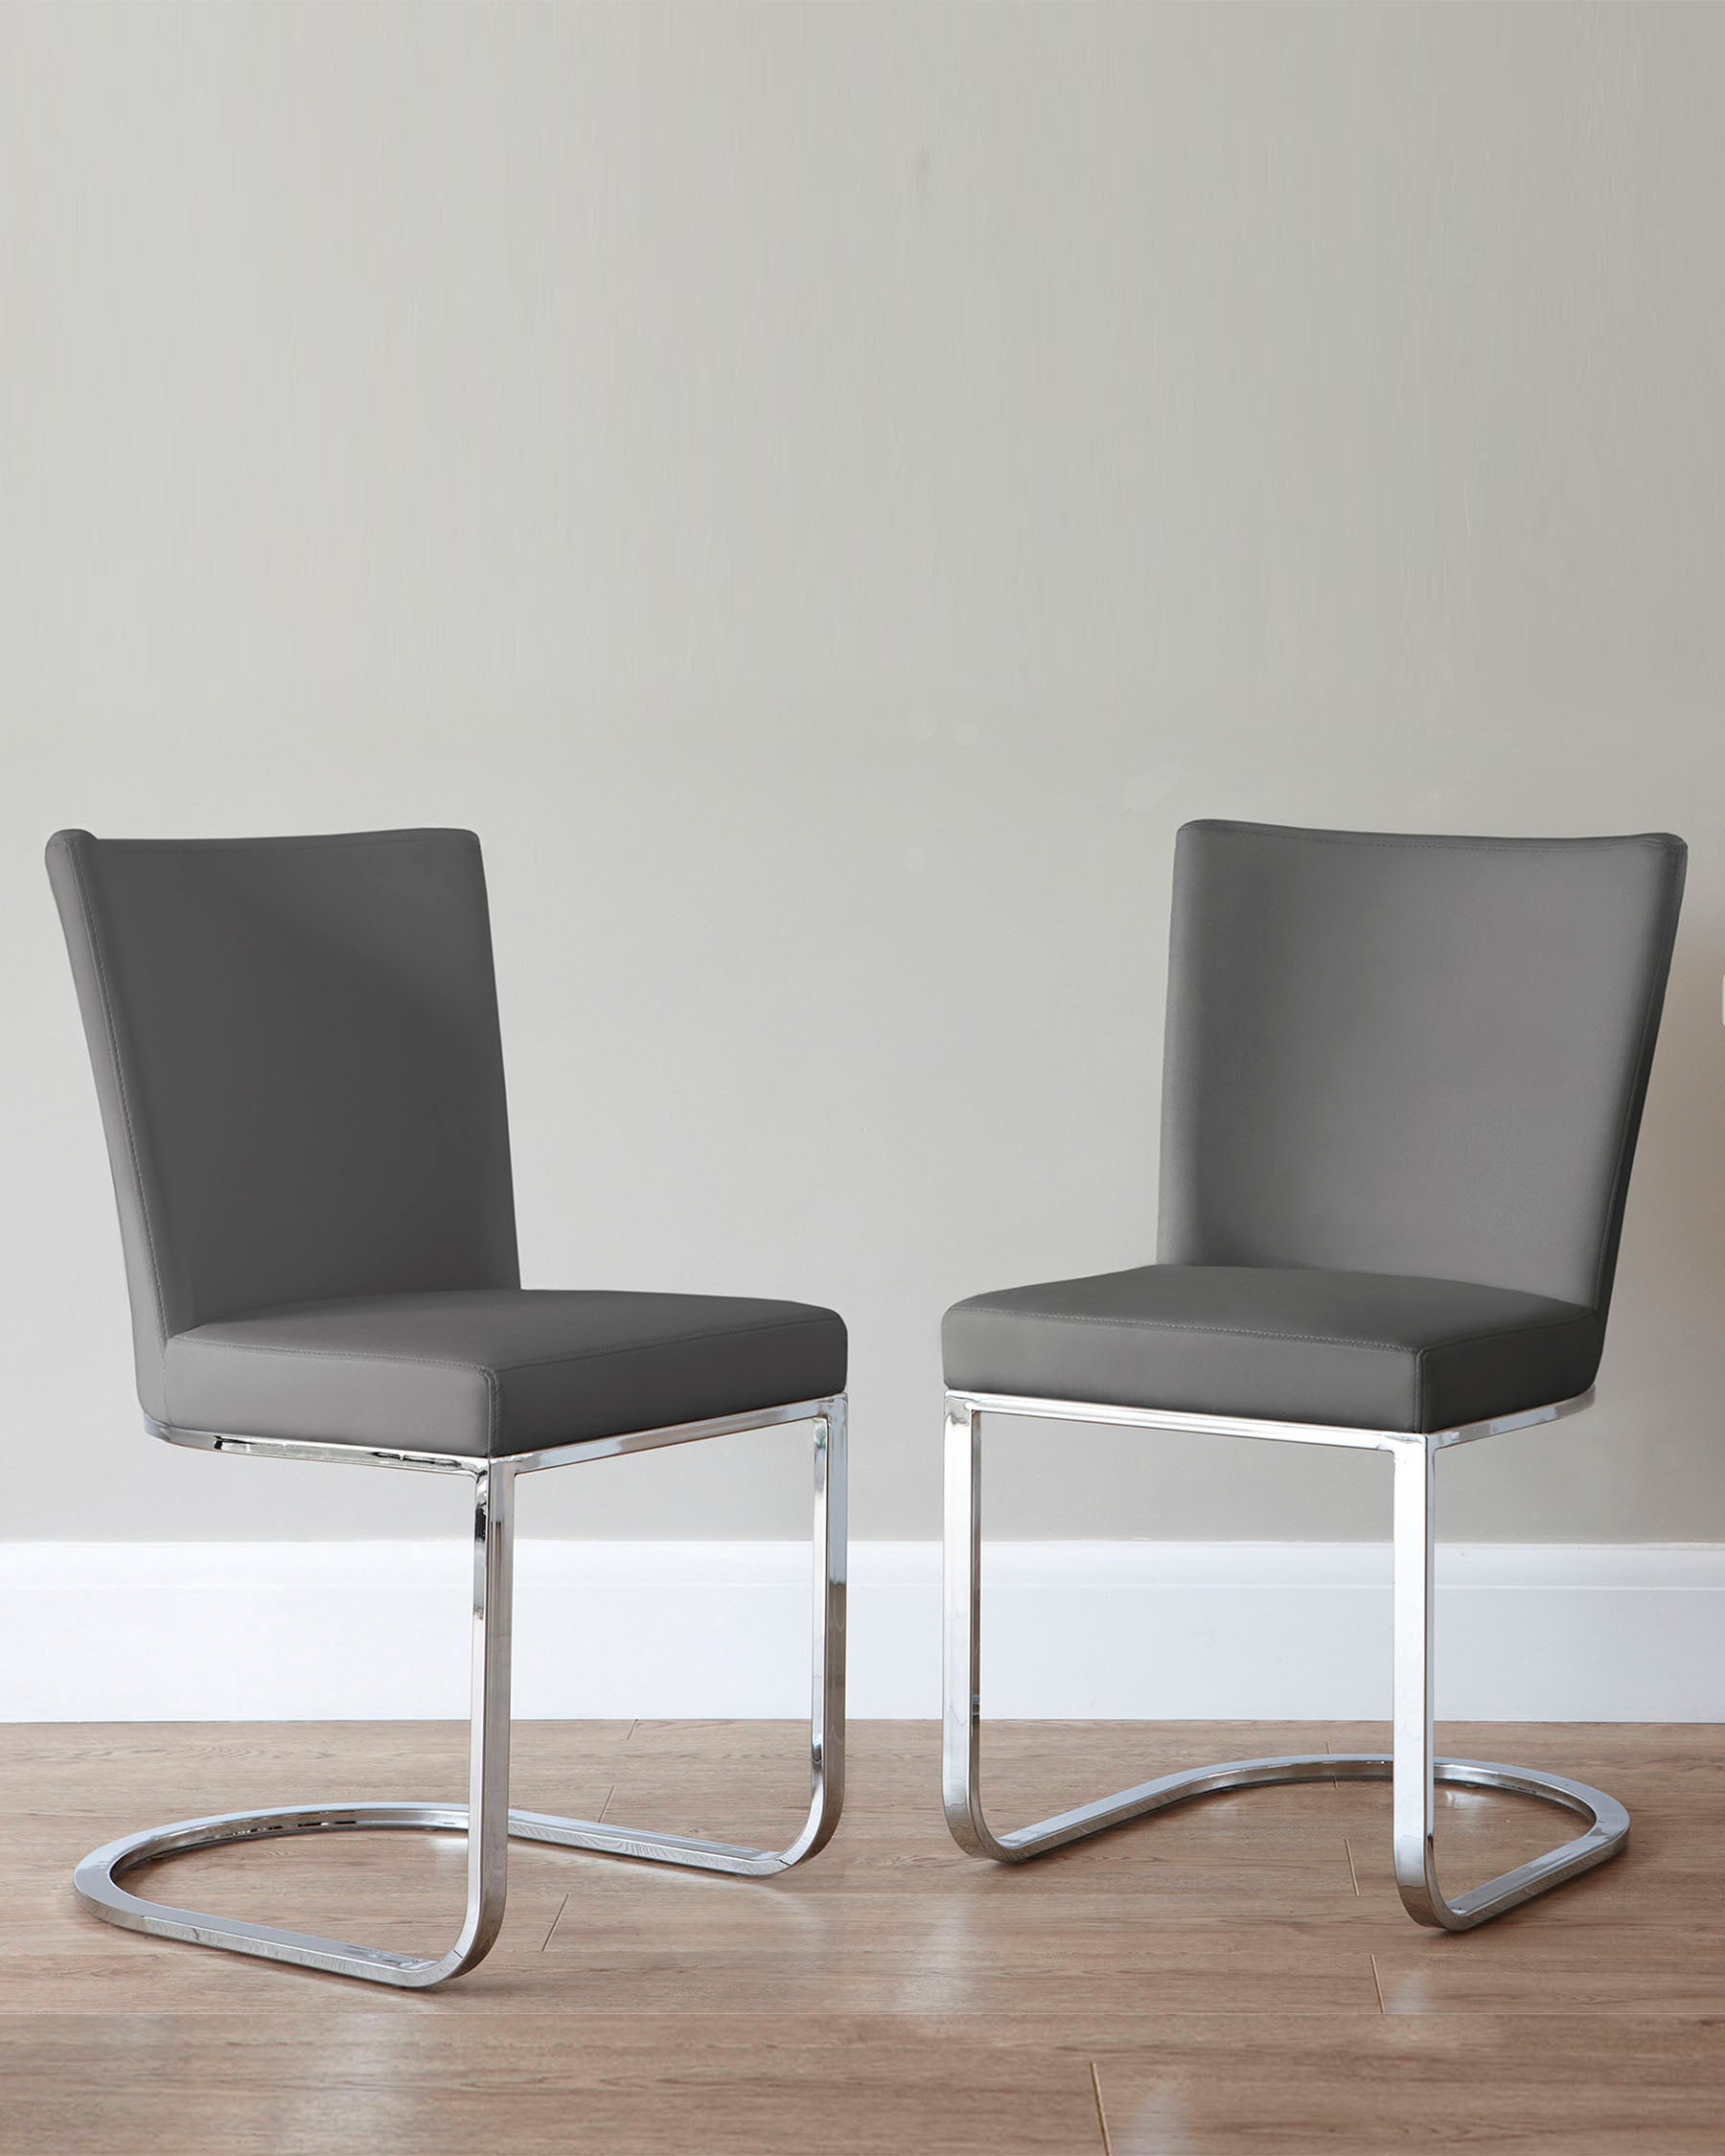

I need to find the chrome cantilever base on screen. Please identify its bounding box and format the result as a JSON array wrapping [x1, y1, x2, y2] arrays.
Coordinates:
[[942, 1387, 1629, 1932], [76, 1396, 846, 1989]]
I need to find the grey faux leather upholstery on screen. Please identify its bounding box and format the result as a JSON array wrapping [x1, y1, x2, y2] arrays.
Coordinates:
[[165, 1289, 846, 1461], [945, 821, 1684, 1434], [49, 829, 845, 1453], [943, 1265, 1600, 1435]]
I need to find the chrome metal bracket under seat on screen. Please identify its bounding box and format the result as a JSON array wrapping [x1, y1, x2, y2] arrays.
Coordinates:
[[74, 1396, 847, 1988], [942, 1387, 1628, 1931]]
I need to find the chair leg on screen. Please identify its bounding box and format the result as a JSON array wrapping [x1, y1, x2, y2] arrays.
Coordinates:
[[941, 1392, 1629, 1926], [76, 1403, 848, 1986], [75, 1460, 518, 1988], [509, 1394, 848, 1873], [1388, 1435, 1628, 1930]]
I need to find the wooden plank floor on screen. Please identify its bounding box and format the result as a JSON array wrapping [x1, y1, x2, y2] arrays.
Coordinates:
[[1, 1720, 1720, 2153]]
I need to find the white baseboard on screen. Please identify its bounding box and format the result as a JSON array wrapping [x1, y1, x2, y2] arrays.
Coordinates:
[[3, 1540, 1722, 1721]]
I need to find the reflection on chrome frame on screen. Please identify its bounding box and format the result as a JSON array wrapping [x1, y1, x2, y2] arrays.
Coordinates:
[[942, 1386, 1626, 1931], [75, 1394, 847, 1987]]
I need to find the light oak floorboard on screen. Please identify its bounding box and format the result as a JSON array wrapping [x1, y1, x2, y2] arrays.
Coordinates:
[[2, 1721, 1719, 2151], [1091, 2013, 1725, 2153], [0, 2013, 1105, 2156]]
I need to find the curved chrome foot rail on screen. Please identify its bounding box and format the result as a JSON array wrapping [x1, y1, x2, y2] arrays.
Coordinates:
[[75, 1773, 845, 1986], [941, 1748, 1628, 1931], [77, 1802, 496, 1988], [943, 1388, 1628, 1930], [75, 1398, 847, 1989]]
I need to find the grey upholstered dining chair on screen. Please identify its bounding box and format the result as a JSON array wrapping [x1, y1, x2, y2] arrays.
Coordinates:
[[942, 819, 1685, 1931], [47, 827, 847, 1987]]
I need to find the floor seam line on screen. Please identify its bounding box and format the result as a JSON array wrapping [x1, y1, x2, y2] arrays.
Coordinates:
[[1089, 2058, 1113, 2155], [539, 1894, 569, 1953]]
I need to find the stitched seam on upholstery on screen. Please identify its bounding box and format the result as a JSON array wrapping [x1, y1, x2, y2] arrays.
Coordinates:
[[99, 831, 475, 856], [170, 1339, 493, 1376], [482, 1313, 834, 1378], [168, 1335, 499, 1450], [1408, 1309, 1595, 1355], [64, 838, 171, 1354], [954, 1304, 1594, 1361], [1413, 1311, 1597, 1427], [171, 1312, 831, 1380], [1198, 826, 1686, 860], [172, 1319, 828, 1455], [954, 1309, 1413, 1354], [1591, 864, 1686, 1312]]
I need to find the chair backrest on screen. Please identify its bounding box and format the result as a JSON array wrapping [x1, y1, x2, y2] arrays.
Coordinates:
[[48, 828, 519, 1420], [1157, 820, 1686, 1314]]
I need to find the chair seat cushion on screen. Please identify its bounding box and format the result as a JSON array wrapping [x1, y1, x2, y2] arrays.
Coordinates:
[[163, 1289, 847, 1459], [942, 1265, 1600, 1434]]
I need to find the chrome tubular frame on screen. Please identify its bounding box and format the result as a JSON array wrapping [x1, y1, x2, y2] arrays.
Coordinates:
[[942, 1386, 1627, 1930], [75, 1394, 847, 1987]]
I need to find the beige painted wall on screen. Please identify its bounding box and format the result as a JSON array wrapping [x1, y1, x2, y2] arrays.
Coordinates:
[[4, 2, 1722, 1544]]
